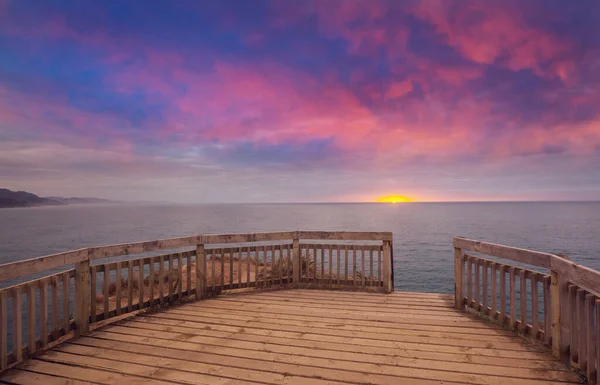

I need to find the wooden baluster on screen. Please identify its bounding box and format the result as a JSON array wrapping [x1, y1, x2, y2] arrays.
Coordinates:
[[186, 253, 192, 294], [553, 270, 567, 360], [509, 267, 517, 330], [168, 254, 174, 302], [262, 246, 268, 286], [584, 294, 595, 383], [177, 254, 183, 300], [103, 264, 110, 318], [254, 248, 260, 287], [490, 262, 497, 319], [27, 284, 36, 356], [360, 245, 365, 287], [277, 245, 283, 284], [62, 272, 69, 332], [196, 244, 205, 298], [218, 248, 224, 290], [482, 261, 488, 315], [499, 265, 506, 326], [39, 279, 48, 346], [329, 245, 334, 286], [13, 287, 22, 363], [382, 240, 392, 293], [212, 249, 217, 291], [127, 260, 134, 311], [286, 244, 292, 283], [543, 276, 552, 345], [90, 266, 97, 324], [578, 289, 587, 372], [369, 247, 373, 286], [520, 270, 527, 333], [474, 258, 480, 310], [321, 245, 326, 283], [291, 239, 299, 284], [271, 245, 276, 286], [229, 248, 234, 288], [148, 259, 155, 305], [352, 246, 357, 286], [246, 247, 251, 287], [0, 291, 6, 370], [344, 245, 349, 284], [569, 285, 578, 363], [337, 245, 341, 285], [531, 273, 539, 339], [312, 244, 318, 282], [115, 262, 122, 315], [238, 247, 243, 288], [138, 259, 145, 309], [158, 256, 165, 305], [51, 276, 59, 337], [378, 247, 382, 285], [467, 256, 473, 308]]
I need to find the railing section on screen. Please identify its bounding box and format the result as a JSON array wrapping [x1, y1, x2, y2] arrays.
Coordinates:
[[0, 231, 393, 372], [454, 237, 600, 384]]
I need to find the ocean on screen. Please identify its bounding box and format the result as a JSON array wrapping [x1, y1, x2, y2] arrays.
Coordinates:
[[1, 202, 599, 293]]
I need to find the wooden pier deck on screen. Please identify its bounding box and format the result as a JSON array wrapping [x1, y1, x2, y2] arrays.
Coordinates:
[[1, 231, 598, 384], [1, 289, 583, 385]]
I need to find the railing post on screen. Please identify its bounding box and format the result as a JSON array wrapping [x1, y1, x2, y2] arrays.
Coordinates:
[[292, 238, 300, 284], [454, 246, 464, 309], [196, 244, 205, 299], [552, 267, 572, 363], [383, 240, 392, 293], [74, 259, 90, 337], [550, 270, 561, 359]]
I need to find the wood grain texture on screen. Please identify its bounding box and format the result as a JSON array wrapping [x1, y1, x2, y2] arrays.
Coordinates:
[[531, 273, 539, 339], [12, 287, 22, 363], [61, 272, 69, 332], [482, 261, 488, 315], [509, 267, 517, 330], [0, 289, 579, 385], [499, 265, 506, 326], [543, 276, 551, 346], [584, 294, 595, 383], [196, 244, 205, 298], [27, 284, 35, 355], [74, 261, 90, 337], [520, 269, 527, 333], [138, 259, 144, 310], [577, 289, 587, 371], [127, 260, 134, 312], [490, 262, 497, 318], [569, 285, 578, 363], [453, 237, 552, 268], [39, 279, 48, 346]]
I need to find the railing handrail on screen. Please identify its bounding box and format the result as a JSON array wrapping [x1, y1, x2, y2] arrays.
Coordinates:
[[454, 236, 600, 295], [0, 231, 393, 282]]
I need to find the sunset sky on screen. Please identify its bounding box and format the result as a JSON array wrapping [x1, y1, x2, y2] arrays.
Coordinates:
[[1, 1, 599, 202]]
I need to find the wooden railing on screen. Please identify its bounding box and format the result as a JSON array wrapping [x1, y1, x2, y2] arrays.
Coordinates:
[[454, 237, 600, 384], [0, 231, 393, 372]]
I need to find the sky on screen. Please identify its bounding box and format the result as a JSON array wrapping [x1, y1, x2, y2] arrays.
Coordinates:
[[1, 0, 599, 203]]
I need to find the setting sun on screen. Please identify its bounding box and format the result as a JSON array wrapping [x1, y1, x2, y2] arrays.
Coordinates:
[[375, 195, 414, 203]]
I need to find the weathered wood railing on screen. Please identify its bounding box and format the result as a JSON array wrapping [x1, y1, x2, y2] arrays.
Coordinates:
[[0, 231, 393, 372], [454, 237, 600, 384]]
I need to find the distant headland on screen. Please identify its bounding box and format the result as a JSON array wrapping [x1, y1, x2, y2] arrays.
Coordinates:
[[0, 188, 114, 208]]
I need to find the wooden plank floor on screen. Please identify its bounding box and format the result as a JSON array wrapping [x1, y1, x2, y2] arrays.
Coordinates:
[[1, 289, 582, 385]]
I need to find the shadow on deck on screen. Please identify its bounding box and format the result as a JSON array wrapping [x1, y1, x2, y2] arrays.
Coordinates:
[[1, 289, 582, 385]]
